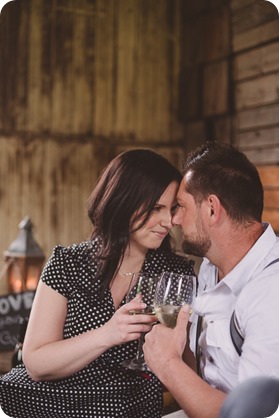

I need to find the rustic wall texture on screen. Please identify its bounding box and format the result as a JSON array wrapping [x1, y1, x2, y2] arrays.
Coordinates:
[[0, 0, 278, 287]]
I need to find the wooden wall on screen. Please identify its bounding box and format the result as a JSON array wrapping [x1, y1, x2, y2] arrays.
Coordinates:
[[231, 0, 279, 230], [0, 0, 278, 289], [0, 0, 187, 296], [180, 0, 279, 231]]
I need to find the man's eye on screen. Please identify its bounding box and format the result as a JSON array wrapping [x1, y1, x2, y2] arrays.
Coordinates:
[[171, 204, 179, 214]]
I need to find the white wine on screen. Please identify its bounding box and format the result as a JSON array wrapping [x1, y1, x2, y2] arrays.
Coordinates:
[[129, 306, 156, 324], [155, 304, 181, 328]]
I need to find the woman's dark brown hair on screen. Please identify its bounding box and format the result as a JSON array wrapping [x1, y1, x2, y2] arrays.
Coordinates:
[[88, 149, 182, 294]]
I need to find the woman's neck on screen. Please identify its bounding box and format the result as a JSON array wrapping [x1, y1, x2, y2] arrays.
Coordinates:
[[119, 245, 147, 276]]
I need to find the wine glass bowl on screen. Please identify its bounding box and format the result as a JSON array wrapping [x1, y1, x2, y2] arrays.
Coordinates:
[[154, 271, 195, 329]]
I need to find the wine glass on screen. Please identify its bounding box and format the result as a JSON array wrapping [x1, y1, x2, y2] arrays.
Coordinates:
[[154, 271, 195, 328], [122, 273, 158, 371]]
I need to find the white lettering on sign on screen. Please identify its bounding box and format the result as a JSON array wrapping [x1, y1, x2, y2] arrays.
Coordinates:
[[0, 292, 34, 315]]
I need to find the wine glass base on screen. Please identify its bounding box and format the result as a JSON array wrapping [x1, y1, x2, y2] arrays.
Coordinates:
[[122, 358, 149, 371]]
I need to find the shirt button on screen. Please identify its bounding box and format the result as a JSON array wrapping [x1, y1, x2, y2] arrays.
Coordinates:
[[208, 356, 214, 363]]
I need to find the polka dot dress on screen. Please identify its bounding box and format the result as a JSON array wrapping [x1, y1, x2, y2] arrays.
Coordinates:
[[0, 239, 195, 418]]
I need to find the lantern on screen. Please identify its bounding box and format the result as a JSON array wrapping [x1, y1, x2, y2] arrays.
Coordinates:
[[4, 217, 45, 293]]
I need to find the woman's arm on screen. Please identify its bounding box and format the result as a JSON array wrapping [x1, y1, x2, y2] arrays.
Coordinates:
[[23, 281, 153, 381]]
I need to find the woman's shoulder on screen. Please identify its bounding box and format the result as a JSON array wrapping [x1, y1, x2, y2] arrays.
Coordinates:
[[144, 248, 195, 276]]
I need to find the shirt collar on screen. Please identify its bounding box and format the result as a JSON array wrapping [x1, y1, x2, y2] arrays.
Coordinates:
[[200, 223, 277, 297]]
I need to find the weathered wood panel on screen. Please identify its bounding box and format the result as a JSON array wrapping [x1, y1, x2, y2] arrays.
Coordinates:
[[258, 166, 279, 233], [203, 60, 228, 116], [235, 73, 279, 110], [233, 19, 279, 52], [237, 103, 279, 130], [258, 165, 279, 186], [236, 126, 279, 148], [234, 42, 279, 81], [0, 0, 188, 141], [232, 0, 278, 34], [244, 148, 279, 165]]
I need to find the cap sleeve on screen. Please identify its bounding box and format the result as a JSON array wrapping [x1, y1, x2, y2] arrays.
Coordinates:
[[40, 245, 71, 298]]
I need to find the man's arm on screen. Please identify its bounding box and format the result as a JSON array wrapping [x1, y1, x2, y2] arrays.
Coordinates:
[[143, 305, 226, 418]]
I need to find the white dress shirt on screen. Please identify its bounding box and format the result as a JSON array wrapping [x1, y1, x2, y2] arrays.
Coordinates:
[[189, 223, 279, 393]]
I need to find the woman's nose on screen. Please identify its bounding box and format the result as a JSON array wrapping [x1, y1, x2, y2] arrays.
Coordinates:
[[160, 211, 173, 228]]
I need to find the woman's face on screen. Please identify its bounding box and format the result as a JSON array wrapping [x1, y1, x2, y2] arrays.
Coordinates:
[[129, 181, 179, 253]]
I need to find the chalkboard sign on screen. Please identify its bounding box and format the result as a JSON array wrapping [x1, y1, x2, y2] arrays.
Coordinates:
[[0, 291, 35, 351]]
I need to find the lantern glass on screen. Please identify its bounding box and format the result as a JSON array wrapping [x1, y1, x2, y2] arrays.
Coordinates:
[[26, 262, 42, 290], [4, 217, 45, 294], [7, 260, 24, 293]]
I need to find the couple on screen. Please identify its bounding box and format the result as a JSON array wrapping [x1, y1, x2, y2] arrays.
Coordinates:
[[1, 142, 279, 418]]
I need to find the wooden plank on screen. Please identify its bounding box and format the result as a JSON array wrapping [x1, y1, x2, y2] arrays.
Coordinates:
[[185, 121, 206, 151], [235, 73, 279, 110], [26, 0, 43, 131], [237, 104, 279, 130], [71, 11, 94, 134], [264, 189, 279, 208], [214, 116, 233, 142], [234, 42, 279, 81], [240, 145, 279, 165], [203, 60, 228, 116], [50, 5, 75, 133], [257, 165, 279, 187], [230, 0, 256, 11], [262, 208, 279, 232], [233, 19, 279, 52], [236, 126, 279, 148], [93, 0, 117, 137], [203, 6, 230, 62], [232, 1, 278, 34]]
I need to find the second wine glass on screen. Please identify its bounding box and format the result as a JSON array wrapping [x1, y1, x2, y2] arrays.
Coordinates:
[[122, 273, 158, 371], [154, 271, 195, 328]]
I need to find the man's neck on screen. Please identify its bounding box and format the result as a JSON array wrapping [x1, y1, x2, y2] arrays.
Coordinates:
[[209, 221, 264, 280]]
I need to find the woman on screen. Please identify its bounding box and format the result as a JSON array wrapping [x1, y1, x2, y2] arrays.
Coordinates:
[[0, 149, 195, 418]]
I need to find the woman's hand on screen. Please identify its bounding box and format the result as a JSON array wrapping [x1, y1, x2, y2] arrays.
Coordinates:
[[103, 297, 156, 347]]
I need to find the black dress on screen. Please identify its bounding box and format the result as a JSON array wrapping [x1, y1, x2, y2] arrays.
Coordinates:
[[0, 239, 195, 418]]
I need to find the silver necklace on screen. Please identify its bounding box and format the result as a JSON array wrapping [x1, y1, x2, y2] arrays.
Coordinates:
[[120, 270, 141, 277]]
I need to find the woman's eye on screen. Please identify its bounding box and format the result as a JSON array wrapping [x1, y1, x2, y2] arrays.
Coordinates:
[[153, 206, 161, 212]]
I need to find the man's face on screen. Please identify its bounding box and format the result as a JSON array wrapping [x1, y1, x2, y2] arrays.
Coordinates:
[[172, 174, 211, 257]]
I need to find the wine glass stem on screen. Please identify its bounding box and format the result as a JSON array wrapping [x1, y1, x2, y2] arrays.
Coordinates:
[[135, 332, 146, 360]]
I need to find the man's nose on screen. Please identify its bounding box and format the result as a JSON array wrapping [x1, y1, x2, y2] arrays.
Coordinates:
[[172, 209, 181, 226]]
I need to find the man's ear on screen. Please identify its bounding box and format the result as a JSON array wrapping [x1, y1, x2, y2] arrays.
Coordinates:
[[207, 195, 221, 223]]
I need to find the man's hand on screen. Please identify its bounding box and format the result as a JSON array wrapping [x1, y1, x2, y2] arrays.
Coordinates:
[[143, 304, 191, 377]]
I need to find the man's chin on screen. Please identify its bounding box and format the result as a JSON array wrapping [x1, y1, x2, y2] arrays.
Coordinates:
[[181, 241, 205, 258]]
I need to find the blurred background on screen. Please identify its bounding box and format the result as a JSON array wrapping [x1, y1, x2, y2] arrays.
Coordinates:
[[0, 0, 278, 370], [0, 0, 278, 267]]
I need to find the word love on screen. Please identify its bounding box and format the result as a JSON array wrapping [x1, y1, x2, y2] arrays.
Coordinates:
[[0, 291, 34, 315]]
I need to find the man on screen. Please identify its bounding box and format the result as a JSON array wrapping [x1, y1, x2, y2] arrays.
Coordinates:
[[143, 142, 279, 418]]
